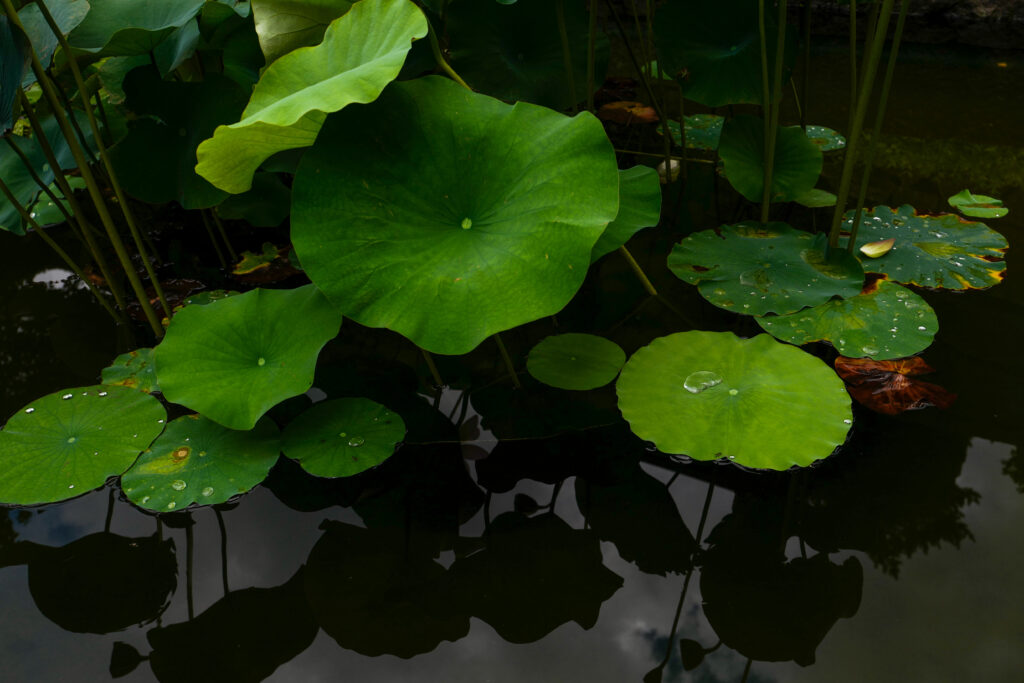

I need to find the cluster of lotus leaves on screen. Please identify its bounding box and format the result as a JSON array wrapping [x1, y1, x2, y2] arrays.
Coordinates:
[[617, 332, 852, 469], [291, 75, 620, 355]]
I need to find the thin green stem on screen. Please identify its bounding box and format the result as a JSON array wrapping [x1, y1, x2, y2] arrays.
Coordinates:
[[761, 0, 789, 223], [847, 0, 857, 135], [586, 0, 597, 111], [210, 209, 237, 262], [200, 209, 228, 269], [421, 348, 444, 388], [493, 334, 522, 389], [556, 0, 579, 113], [757, 0, 772, 220], [427, 20, 471, 91], [619, 245, 658, 296]]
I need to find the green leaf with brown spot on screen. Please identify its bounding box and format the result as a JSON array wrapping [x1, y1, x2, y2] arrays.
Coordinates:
[[102, 348, 160, 393], [233, 242, 280, 275]]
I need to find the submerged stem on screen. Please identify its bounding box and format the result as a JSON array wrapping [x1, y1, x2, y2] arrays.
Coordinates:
[[493, 333, 522, 389], [618, 245, 658, 297]]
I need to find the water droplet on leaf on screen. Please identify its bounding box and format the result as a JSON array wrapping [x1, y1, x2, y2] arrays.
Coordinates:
[[171, 480, 187, 491], [684, 371, 722, 394], [348, 436, 365, 447]]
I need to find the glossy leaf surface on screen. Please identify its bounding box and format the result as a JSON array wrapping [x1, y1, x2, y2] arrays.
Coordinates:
[[101, 348, 160, 393], [68, 0, 205, 55], [947, 189, 1008, 218], [834, 356, 957, 415], [591, 166, 662, 262], [526, 334, 626, 390], [719, 115, 823, 203], [805, 125, 846, 152]]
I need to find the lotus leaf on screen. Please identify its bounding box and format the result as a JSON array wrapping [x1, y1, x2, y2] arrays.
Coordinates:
[[0, 385, 166, 505], [282, 398, 405, 478], [251, 0, 353, 64], [842, 205, 1007, 289], [27, 177, 86, 226], [290, 75, 619, 355], [233, 242, 280, 275], [109, 66, 249, 209], [195, 0, 427, 194], [757, 279, 938, 360], [661, 115, 725, 151], [947, 189, 1008, 219], [152, 20, 200, 77], [447, 0, 607, 111], [101, 347, 160, 393], [121, 414, 280, 511], [794, 188, 838, 208], [68, 0, 205, 55], [591, 166, 662, 262], [15, 0, 89, 86], [154, 284, 342, 430], [719, 115, 823, 203], [0, 16, 28, 131], [616, 331, 852, 469], [526, 334, 626, 390], [805, 125, 846, 152], [217, 172, 291, 227], [668, 222, 864, 316]]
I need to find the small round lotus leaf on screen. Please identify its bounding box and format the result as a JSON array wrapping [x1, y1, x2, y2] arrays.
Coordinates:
[[668, 221, 865, 316], [0, 386, 166, 505], [282, 398, 405, 478], [102, 348, 160, 394], [719, 115, 823, 203], [661, 115, 725, 151], [756, 279, 938, 360], [843, 205, 1007, 289], [290, 76, 619, 355], [121, 415, 280, 511], [616, 332, 851, 469], [527, 334, 627, 390], [591, 167, 662, 262], [154, 285, 342, 430], [947, 189, 1008, 219], [805, 125, 846, 152]]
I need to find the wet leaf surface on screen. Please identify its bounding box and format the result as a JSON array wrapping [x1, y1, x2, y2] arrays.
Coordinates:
[[101, 348, 161, 394], [947, 188, 1008, 218], [834, 355, 957, 415]]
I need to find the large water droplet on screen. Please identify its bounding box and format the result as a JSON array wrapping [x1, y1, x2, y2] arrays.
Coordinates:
[[141, 496, 150, 504], [66, 436, 77, 444], [728, 389, 739, 396], [684, 371, 722, 394], [201, 486, 214, 497], [171, 480, 187, 491], [348, 436, 365, 447], [67, 484, 74, 489], [98, 391, 108, 397]]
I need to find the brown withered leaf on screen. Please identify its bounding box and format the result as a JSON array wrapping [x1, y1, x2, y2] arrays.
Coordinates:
[[597, 101, 659, 125], [834, 356, 956, 415]]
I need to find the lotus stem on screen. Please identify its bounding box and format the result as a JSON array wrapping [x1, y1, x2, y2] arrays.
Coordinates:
[[185, 515, 195, 620], [586, 0, 597, 111], [847, 0, 857, 135], [210, 209, 237, 262], [426, 19, 471, 91], [800, 0, 811, 130], [761, 0, 789, 224], [556, 0, 579, 113], [200, 209, 228, 268], [493, 333, 522, 389], [215, 508, 230, 596], [421, 348, 444, 388], [3, 134, 77, 230], [619, 245, 658, 297], [757, 0, 771, 221]]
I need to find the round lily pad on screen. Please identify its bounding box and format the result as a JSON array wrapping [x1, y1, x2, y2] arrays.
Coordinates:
[[154, 284, 342, 430], [0, 386, 166, 505], [591, 166, 662, 262], [947, 189, 1008, 219], [719, 115, 823, 203], [668, 221, 865, 316], [661, 114, 725, 151], [616, 332, 852, 469], [121, 414, 281, 511], [281, 398, 406, 478], [101, 348, 160, 394], [526, 334, 626, 390], [843, 205, 1008, 290], [805, 125, 846, 152], [756, 279, 938, 360], [290, 75, 619, 355]]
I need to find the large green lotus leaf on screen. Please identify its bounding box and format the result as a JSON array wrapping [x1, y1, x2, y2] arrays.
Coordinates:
[[291, 76, 619, 355], [526, 334, 626, 391], [947, 189, 1008, 219], [67, 0, 205, 55], [591, 166, 662, 262], [842, 205, 1007, 290], [101, 347, 160, 393], [194, 0, 427, 194], [757, 279, 938, 360], [121, 415, 280, 511], [668, 222, 865, 316], [281, 398, 405, 478], [654, 0, 793, 107], [616, 332, 851, 469], [719, 115, 823, 203], [251, 0, 353, 64], [16, 0, 88, 87], [446, 0, 608, 111], [154, 285, 342, 430], [0, 385, 166, 505], [109, 66, 249, 209]]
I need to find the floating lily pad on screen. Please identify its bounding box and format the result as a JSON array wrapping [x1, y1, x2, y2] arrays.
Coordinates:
[[591, 166, 662, 262], [195, 0, 427, 194], [102, 348, 161, 393], [947, 189, 1008, 219], [68, 0, 205, 55], [616, 332, 851, 469], [154, 285, 342, 430], [0, 386, 166, 505], [526, 334, 626, 390], [805, 125, 846, 152], [290, 75, 619, 355], [232, 242, 280, 275], [281, 398, 406, 478], [756, 279, 938, 360], [251, 0, 353, 64], [842, 205, 1007, 289], [719, 115, 823, 203], [668, 222, 865, 316], [660, 115, 725, 151], [793, 188, 837, 208], [121, 414, 280, 511]]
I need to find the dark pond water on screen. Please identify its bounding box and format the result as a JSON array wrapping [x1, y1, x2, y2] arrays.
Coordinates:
[[2, 39, 1023, 683]]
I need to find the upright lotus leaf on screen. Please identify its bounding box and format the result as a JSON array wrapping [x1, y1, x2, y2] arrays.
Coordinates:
[[121, 414, 281, 511], [591, 166, 662, 262], [526, 334, 626, 390], [109, 67, 249, 209], [654, 0, 793, 107], [195, 0, 427, 194], [154, 284, 342, 430], [947, 189, 1008, 219], [757, 279, 938, 360], [617, 332, 851, 469], [282, 398, 406, 478], [806, 124, 847, 152], [16, 0, 90, 85], [291, 76, 619, 355], [67, 0, 205, 55], [101, 347, 160, 393], [447, 0, 608, 111], [668, 222, 864, 316], [842, 205, 1008, 289], [719, 115, 823, 203], [251, 0, 353, 64], [152, 20, 201, 77], [2, 16, 30, 116], [0, 385, 166, 505]]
